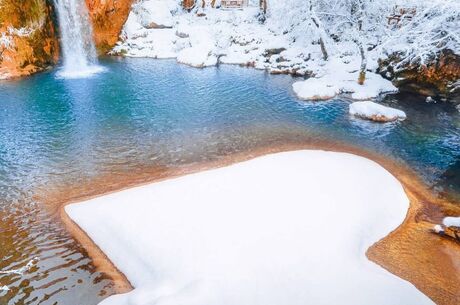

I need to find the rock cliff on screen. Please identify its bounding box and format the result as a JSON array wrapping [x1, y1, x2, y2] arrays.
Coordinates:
[[86, 0, 133, 54], [0, 0, 59, 79], [379, 50, 460, 101]]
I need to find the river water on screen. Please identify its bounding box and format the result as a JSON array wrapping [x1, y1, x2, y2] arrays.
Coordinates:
[[0, 58, 459, 304]]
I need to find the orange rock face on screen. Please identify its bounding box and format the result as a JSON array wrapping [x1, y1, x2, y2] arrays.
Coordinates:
[[379, 50, 460, 100], [86, 0, 134, 54], [0, 0, 59, 79]]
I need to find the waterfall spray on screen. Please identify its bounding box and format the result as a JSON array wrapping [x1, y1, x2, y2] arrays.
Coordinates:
[[54, 0, 104, 78]]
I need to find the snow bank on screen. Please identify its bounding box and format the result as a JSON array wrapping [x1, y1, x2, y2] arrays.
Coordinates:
[[176, 26, 218, 67], [349, 101, 407, 122], [66, 150, 432, 305], [292, 59, 398, 101], [443, 217, 460, 228], [292, 72, 397, 101], [134, 0, 175, 29]]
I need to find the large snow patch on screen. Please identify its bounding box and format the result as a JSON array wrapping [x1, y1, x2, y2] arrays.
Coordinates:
[[66, 150, 433, 305]]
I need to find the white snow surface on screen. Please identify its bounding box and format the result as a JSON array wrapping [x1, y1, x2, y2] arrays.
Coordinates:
[[443, 216, 460, 228], [112, 1, 404, 100], [66, 150, 433, 305], [349, 101, 407, 122], [292, 58, 398, 101]]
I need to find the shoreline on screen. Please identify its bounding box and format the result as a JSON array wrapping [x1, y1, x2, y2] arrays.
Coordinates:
[[44, 140, 460, 304]]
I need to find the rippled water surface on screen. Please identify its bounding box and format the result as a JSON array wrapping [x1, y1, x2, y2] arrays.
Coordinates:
[[0, 58, 459, 305]]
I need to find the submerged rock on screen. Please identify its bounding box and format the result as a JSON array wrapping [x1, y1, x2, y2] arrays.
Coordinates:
[[434, 217, 460, 243], [378, 50, 460, 101], [0, 0, 59, 79]]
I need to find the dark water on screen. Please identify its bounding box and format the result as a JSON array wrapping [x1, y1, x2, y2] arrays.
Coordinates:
[[0, 58, 459, 305]]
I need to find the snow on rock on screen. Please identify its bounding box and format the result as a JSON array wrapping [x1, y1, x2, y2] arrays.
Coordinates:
[[433, 216, 460, 242], [176, 26, 218, 67], [292, 78, 340, 100], [443, 217, 460, 228], [292, 72, 398, 101], [292, 58, 398, 101], [66, 150, 433, 305], [134, 0, 175, 29], [349, 101, 407, 122]]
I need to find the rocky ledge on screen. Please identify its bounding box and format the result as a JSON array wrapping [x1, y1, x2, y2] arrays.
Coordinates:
[[379, 50, 460, 102]]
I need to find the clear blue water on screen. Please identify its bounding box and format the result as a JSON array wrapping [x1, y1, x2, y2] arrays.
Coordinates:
[[0, 58, 459, 304]]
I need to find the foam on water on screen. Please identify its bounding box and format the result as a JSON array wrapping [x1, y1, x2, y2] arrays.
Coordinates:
[[56, 65, 106, 79]]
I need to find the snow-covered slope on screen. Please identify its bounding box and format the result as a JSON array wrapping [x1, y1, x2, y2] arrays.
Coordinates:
[[66, 150, 433, 305]]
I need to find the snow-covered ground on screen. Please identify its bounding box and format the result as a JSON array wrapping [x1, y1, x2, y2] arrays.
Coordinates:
[[66, 150, 433, 305], [349, 101, 407, 122], [110, 0, 400, 101], [110, 0, 459, 102]]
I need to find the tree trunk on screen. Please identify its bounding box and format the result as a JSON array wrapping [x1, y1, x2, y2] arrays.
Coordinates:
[[357, 41, 367, 85], [260, 0, 267, 14], [354, 0, 366, 85], [309, 1, 328, 61], [182, 0, 195, 10]]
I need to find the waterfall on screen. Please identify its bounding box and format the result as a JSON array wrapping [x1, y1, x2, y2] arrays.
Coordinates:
[[54, 0, 104, 78]]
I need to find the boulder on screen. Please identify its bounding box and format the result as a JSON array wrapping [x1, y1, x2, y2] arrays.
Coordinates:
[[434, 224, 460, 243], [349, 101, 407, 122]]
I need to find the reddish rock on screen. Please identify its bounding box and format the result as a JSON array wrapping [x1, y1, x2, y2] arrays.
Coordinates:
[[86, 0, 134, 54], [0, 0, 59, 79], [379, 50, 460, 101], [434, 224, 460, 243]]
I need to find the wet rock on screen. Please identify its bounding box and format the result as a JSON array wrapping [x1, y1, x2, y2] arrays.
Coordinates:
[[0, 0, 59, 79], [378, 50, 460, 101], [434, 224, 460, 243]]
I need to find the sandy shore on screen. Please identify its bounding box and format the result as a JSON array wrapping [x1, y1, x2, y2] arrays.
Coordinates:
[[40, 140, 460, 305]]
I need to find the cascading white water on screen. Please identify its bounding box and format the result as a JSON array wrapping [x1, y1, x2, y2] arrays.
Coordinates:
[[54, 0, 104, 78]]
